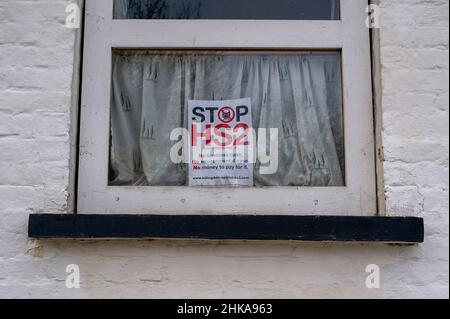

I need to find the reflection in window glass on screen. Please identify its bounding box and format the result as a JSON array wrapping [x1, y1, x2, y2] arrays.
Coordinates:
[[114, 0, 340, 20], [110, 50, 345, 187]]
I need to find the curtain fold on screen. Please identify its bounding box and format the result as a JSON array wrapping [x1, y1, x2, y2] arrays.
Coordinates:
[[110, 52, 344, 186]]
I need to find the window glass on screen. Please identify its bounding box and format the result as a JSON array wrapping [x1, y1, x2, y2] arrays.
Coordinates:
[[110, 50, 344, 187], [113, 0, 340, 20]]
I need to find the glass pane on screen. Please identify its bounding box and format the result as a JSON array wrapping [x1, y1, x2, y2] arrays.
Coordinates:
[[114, 0, 340, 20], [109, 50, 345, 187]]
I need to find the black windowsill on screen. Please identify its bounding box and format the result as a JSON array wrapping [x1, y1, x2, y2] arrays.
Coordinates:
[[28, 214, 424, 243]]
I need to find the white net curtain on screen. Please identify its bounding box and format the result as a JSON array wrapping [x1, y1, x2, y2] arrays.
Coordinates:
[[110, 51, 345, 187]]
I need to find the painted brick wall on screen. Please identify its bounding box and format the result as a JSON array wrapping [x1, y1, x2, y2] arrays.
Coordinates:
[[0, 0, 448, 298]]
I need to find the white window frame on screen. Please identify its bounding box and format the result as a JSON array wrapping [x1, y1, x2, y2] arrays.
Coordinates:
[[78, 0, 376, 215]]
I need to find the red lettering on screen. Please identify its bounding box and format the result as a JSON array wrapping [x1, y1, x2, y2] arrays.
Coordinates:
[[192, 123, 211, 146], [213, 124, 232, 147], [234, 123, 249, 146]]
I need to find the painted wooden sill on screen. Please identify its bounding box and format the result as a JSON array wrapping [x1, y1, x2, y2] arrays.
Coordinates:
[[28, 214, 424, 243]]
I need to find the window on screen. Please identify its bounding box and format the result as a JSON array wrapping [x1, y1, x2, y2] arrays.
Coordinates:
[[78, 0, 376, 215], [113, 0, 340, 20], [110, 50, 345, 187]]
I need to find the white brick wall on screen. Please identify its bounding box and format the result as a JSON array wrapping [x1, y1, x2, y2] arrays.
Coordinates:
[[0, 0, 448, 298]]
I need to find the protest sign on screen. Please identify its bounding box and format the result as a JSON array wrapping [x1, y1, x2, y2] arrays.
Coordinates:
[[187, 98, 253, 186]]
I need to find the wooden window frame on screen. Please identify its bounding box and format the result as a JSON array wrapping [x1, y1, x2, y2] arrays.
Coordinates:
[[77, 0, 377, 216]]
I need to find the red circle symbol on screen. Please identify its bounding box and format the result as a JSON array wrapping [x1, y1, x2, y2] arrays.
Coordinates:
[[218, 106, 235, 123]]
